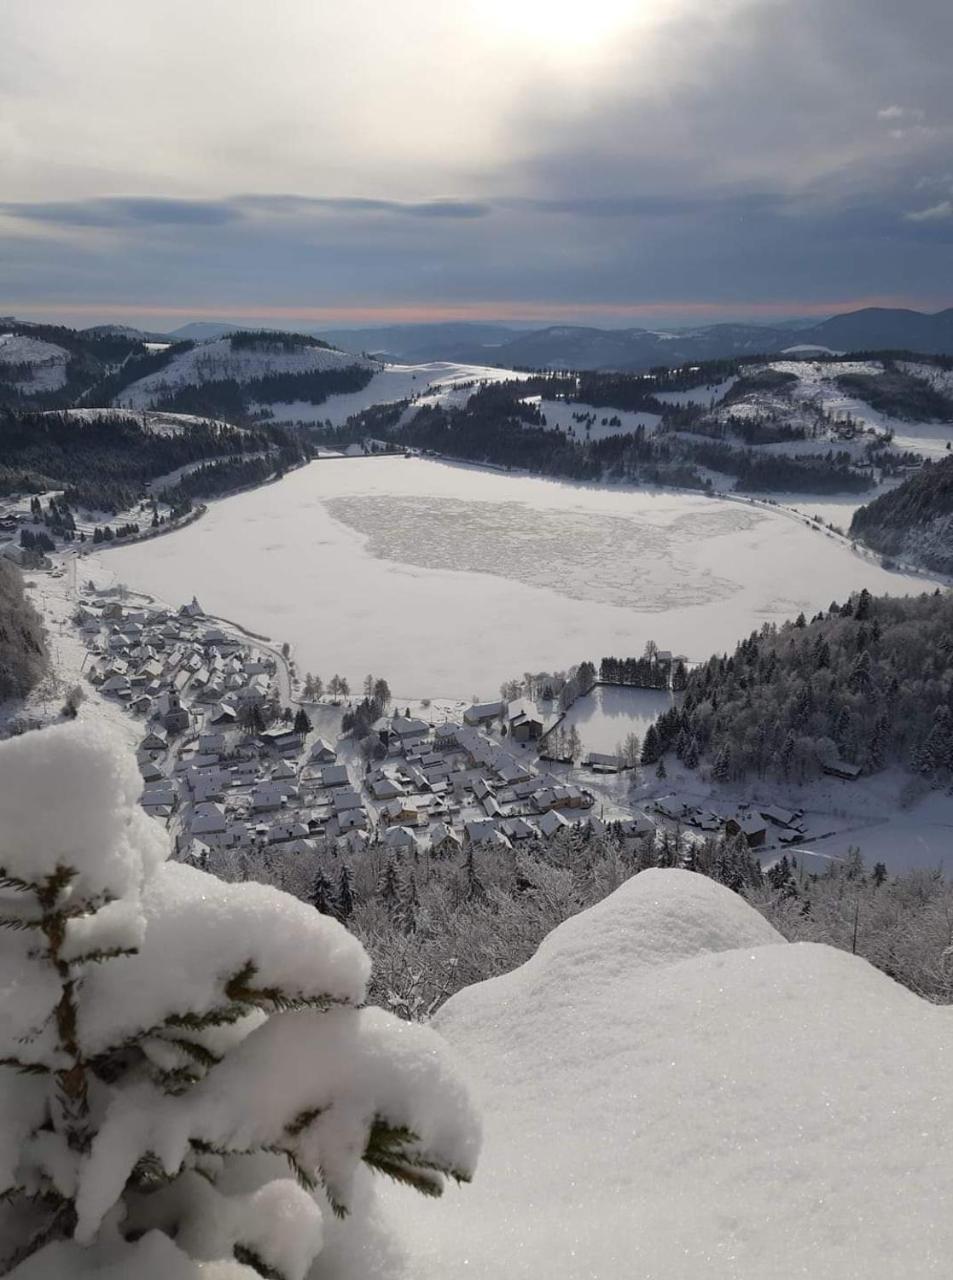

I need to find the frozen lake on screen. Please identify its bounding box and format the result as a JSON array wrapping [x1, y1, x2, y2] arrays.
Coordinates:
[[92, 457, 937, 700]]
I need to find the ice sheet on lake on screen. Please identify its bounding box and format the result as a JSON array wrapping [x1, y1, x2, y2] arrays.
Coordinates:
[[323, 495, 759, 610]]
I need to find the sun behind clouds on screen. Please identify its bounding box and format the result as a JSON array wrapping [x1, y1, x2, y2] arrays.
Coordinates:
[[473, 0, 641, 55]]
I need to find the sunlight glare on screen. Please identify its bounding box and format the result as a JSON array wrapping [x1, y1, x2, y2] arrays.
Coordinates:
[[477, 0, 640, 54]]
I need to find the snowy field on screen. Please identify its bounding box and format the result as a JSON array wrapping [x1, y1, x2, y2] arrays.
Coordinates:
[[270, 360, 524, 427], [653, 374, 738, 407], [87, 456, 938, 700], [380, 870, 953, 1279], [520, 396, 661, 441], [559, 685, 675, 753]]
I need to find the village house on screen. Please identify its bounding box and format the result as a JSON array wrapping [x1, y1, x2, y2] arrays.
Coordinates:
[[724, 814, 768, 848], [463, 701, 504, 727], [507, 698, 544, 742], [584, 752, 628, 773], [318, 764, 350, 788], [429, 821, 463, 856], [537, 809, 570, 838]]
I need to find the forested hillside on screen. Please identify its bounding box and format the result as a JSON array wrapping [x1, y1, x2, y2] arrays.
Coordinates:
[[115, 331, 376, 420], [0, 321, 147, 408], [0, 558, 47, 700], [0, 409, 305, 511], [850, 455, 953, 572], [357, 373, 876, 493], [649, 588, 953, 783]]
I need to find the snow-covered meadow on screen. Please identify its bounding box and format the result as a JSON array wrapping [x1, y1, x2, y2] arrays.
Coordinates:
[[270, 361, 525, 427], [89, 456, 937, 700]]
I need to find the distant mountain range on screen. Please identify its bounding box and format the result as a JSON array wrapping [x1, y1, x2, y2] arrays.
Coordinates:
[[166, 307, 953, 371]]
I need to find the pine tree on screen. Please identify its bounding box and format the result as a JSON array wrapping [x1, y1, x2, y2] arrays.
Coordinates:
[[293, 707, 312, 735], [336, 862, 355, 922], [463, 846, 486, 903], [711, 743, 731, 783], [311, 867, 335, 915], [0, 724, 477, 1277], [641, 724, 661, 765], [379, 857, 401, 910], [655, 756, 667, 779]]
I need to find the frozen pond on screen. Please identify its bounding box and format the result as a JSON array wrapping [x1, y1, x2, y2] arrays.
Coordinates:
[[559, 685, 676, 755], [92, 457, 938, 700]]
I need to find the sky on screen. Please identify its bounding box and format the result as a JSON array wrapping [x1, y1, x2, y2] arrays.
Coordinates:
[[1, 0, 951, 330]]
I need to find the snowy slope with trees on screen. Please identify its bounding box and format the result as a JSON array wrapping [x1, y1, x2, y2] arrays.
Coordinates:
[[0, 724, 479, 1278], [0, 335, 71, 393], [115, 335, 378, 411], [383, 868, 953, 1279]]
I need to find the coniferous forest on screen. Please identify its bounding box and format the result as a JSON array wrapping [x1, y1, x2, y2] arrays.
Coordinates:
[[648, 588, 953, 784]]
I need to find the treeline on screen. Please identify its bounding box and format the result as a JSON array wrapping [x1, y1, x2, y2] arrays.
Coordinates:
[[0, 559, 48, 700], [228, 330, 332, 352], [0, 409, 272, 512], [158, 437, 312, 506], [0, 322, 149, 409], [144, 365, 374, 420], [648, 588, 953, 784], [599, 653, 688, 690], [850, 454, 953, 572], [348, 377, 874, 494], [836, 364, 953, 423], [85, 341, 194, 404]]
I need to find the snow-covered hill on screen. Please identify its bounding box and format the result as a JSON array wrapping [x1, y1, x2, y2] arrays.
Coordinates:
[[0, 333, 71, 392], [381, 869, 953, 1279], [115, 336, 379, 409]]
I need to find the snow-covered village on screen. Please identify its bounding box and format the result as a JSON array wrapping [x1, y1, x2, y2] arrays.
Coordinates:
[[3, 2, 953, 1278]]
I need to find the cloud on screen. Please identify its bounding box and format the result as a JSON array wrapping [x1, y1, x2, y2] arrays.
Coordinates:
[[0, 197, 241, 229], [878, 105, 925, 122], [0, 194, 492, 231], [905, 200, 953, 223], [239, 195, 491, 220], [0, 0, 951, 320]]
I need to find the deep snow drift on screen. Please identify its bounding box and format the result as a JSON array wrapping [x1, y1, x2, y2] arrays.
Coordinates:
[[380, 869, 953, 1280], [90, 456, 937, 699]]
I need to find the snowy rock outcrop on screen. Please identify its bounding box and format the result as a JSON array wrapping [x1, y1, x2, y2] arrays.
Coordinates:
[[0, 723, 479, 1279], [384, 868, 953, 1280]]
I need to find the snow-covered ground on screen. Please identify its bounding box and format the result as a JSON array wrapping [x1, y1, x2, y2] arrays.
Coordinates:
[[0, 332, 70, 391], [85, 456, 937, 700], [269, 361, 525, 427], [558, 684, 675, 753], [654, 375, 738, 407], [379, 869, 953, 1279], [115, 337, 378, 409], [519, 396, 661, 441], [769, 359, 953, 459]]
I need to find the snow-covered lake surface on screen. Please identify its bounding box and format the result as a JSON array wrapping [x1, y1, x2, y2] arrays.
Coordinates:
[[91, 457, 938, 700]]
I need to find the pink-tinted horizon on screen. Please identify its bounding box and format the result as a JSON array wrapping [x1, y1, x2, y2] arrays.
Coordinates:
[[5, 294, 950, 330]]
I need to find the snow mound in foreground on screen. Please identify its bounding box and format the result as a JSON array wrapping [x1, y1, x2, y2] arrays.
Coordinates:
[[381, 869, 953, 1280]]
